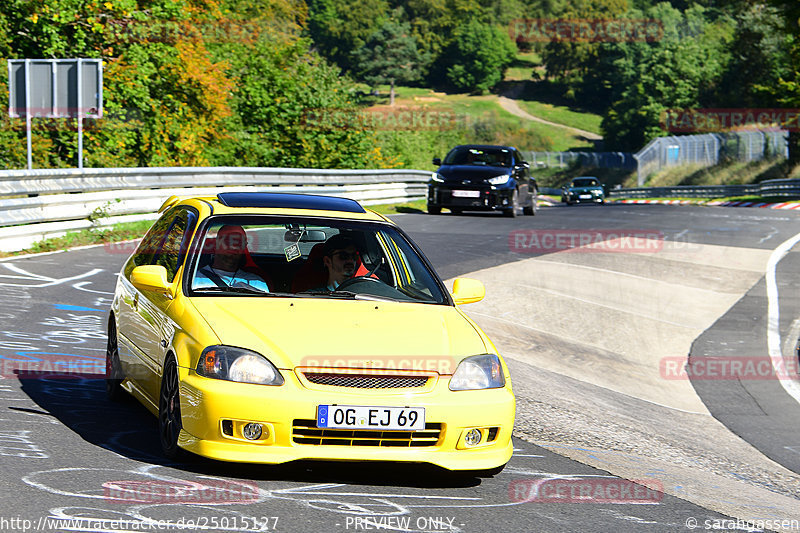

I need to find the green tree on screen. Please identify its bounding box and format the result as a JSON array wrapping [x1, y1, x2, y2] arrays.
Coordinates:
[[439, 20, 516, 94], [352, 18, 429, 105], [0, 0, 387, 170], [760, 0, 800, 165], [305, 0, 390, 71], [600, 5, 734, 150], [540, 0, 629, 88]]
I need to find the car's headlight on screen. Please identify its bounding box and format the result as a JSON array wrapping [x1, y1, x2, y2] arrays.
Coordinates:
[[487, 174, 510, 185], [449, 354, 505, 390], [196, 345, 284, 385], [431, 173, 445, 183]]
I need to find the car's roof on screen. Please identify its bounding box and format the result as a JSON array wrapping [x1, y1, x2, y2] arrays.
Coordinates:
[[158, 192, 392, 223]]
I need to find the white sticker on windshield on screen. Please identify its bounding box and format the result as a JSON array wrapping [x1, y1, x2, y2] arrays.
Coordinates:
[[284, 243, 301, 262]]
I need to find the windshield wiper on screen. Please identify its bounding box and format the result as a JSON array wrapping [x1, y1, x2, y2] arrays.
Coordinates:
[[296, 290, 357, 299], [193, 286, 278, 296], [296, 290, 398, 302]]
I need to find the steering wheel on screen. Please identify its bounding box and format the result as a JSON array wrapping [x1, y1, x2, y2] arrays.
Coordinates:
[[335, 276, 385, 291]]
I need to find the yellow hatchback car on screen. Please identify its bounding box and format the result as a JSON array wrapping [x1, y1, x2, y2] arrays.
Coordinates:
[[107, 192, 514, 474]]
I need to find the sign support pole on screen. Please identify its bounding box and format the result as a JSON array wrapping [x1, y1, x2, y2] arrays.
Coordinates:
[[77, 58, 83, 169], [24, 59, 32, 170]]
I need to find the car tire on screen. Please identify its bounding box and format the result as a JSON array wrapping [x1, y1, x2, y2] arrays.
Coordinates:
[[504, 190, 519, 218], [106, 318, 125, 402], [427, 205, 441, 215], [523, 189, 537, 216], [159, 356, 187, 460]]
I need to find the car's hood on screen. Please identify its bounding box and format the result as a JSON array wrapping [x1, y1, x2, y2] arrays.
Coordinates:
[[190, 298, 487, 373], [438, 165, 510, 183]]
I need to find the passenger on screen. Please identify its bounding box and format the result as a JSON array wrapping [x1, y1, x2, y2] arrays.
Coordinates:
[[194, 225, 269, 292]]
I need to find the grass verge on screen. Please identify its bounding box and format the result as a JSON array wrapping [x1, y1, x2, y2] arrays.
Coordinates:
[[0, 220, 156, 259]]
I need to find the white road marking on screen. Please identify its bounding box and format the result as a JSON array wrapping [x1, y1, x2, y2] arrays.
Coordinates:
[[766, 232, 800, 405], [72, 281, 114, 295], [0, 264, 103, 288]]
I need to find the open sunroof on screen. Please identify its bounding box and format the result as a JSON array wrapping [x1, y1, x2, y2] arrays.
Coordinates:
[[216, 192, 366, 213]]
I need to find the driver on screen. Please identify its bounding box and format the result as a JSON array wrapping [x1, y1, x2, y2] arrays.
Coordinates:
[[316, 234, 359, 292]]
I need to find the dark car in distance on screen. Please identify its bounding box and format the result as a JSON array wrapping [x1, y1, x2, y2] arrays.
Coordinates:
[[427, 145, 537, 217], [561, 177, 605, 205]]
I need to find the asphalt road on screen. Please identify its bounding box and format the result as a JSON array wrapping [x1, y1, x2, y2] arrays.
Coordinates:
[[0, 202, 798, 532]]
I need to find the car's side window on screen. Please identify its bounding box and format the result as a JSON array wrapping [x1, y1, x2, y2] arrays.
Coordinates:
[[124, 213, 173, 278], [155, 210, 196, 283], [124, 208, 196, 281]]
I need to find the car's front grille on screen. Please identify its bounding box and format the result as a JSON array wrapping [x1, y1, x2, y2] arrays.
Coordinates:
[[292, 419, 442, 447], [302, 372, 429, 389]]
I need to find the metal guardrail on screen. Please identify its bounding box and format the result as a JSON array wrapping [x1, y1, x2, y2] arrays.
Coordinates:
[[0, 166, 432, 252], [609, 178, 800, 199]]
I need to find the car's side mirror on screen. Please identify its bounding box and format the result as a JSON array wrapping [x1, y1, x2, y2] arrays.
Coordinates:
[[450, 278, 485, 305], [432, 157, 442, 166], [131, 265, 174, 297]]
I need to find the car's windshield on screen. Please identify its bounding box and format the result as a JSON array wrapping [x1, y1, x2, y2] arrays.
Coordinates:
[[572, 178, 599, 187], [443, 147, 512, 167], [188, 216, 448, 304]]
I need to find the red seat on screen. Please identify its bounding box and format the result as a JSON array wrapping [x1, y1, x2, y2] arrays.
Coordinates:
[[291, 243, 328, 292]]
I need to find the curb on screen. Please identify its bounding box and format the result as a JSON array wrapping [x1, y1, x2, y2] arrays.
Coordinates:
[[610, 198, 800, 210]]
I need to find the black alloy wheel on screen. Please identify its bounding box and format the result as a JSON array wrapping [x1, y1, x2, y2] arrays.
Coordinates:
[[159, 356, 185, 459], [106, 318, 125, 401]]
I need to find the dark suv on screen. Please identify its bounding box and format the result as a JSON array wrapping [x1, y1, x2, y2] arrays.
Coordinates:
[[427, 145, 537, 217]]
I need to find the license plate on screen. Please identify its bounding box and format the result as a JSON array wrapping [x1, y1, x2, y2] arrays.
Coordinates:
[[579, 194, 592, 199], [452, 190, 480, 198], [317, 405, 425, 431]]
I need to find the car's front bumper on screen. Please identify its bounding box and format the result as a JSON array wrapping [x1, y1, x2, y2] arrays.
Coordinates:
[[177, 367, 515, 471], [427, 185, 515, 212], [563, 191, 604, 204]]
